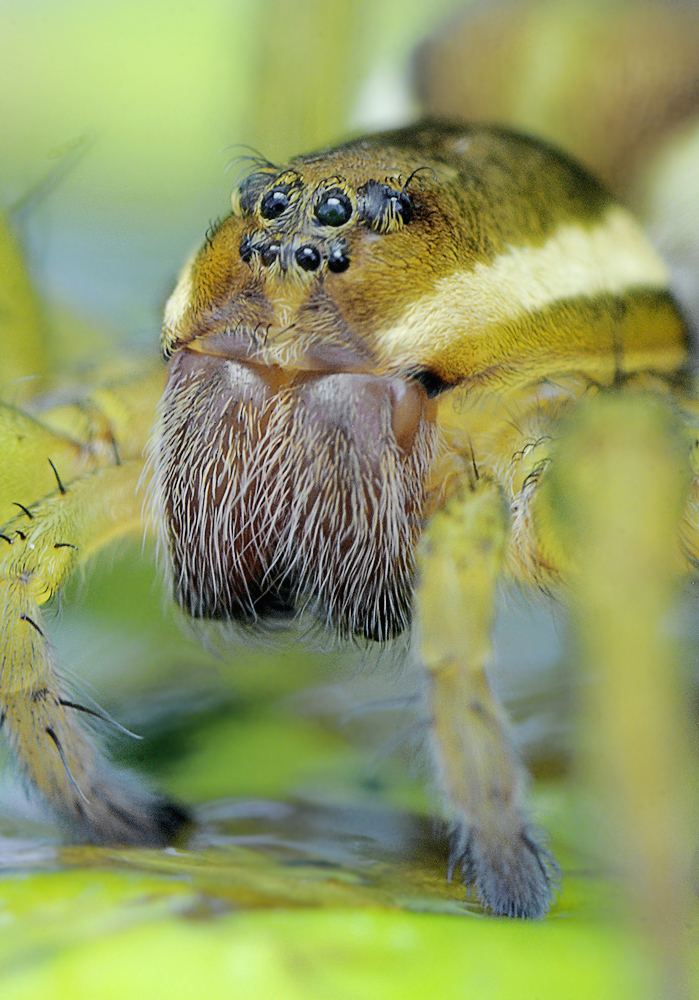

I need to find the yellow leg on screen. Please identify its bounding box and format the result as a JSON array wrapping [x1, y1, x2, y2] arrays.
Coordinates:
[[0, 364, 166, 525], [539, 394, 695, 986], [417, 477, 555, 917], [0, 402, 98, 526], [0, 460, 188, 844]]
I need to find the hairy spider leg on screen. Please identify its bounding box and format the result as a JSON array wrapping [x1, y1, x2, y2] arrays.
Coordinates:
[[417, 474, 556, 918], [0, 454, 188, 844]]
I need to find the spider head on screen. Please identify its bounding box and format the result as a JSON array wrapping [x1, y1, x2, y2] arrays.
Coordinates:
[[160, 139, 441, 383], [156, 134, 454, 640]]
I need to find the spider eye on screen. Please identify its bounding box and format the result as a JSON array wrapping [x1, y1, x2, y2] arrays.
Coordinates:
[[389, 190, 413, 225], [295, 244, 321, 271], [358, 180, 413, 232], [327, 244, 350, 273], [237, 172, 271, 215], [315, 190, 352, 227], [260, 242, 281, 266], [260, 188, 291, 219], [239, 234, 255, 262], [408, 369, 451, 397]]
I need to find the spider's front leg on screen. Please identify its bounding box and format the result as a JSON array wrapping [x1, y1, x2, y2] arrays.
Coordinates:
[[0, 460, 188, 845], [416, 477, 555, 918]]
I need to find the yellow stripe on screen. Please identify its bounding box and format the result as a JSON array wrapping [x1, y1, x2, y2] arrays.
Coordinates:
[[375, 206, 669, 360], [162, 254, 196, 353]]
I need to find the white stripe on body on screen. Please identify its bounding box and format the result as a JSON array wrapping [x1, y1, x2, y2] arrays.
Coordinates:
[[375, 206, 669, 361]]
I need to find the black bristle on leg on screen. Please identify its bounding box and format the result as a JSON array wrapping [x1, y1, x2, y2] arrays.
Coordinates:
[[453, 823, 559, 919], [85, 789, 193, 847], [149, 798, 193, 844]]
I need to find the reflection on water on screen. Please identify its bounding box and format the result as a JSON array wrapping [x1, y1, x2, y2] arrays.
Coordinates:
[[195, 796, 454, 878], [112, 797, 476, 916], [0, 796, 484, 916]]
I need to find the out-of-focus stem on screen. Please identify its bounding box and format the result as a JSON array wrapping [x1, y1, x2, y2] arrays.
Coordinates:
[[244, 0, 368, 162], [0, 211, 47, 400], [541, 392, 696, 1000]]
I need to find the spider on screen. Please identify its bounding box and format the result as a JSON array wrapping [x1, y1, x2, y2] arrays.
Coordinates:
[[2, 110, 698, 919]]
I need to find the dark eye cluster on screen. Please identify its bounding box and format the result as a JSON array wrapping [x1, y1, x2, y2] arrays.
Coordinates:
[[239, 233, 350, 274], [234, 171, 413, 274]]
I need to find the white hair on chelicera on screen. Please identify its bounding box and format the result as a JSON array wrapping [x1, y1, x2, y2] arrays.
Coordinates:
[[150, 352, 437, 644]]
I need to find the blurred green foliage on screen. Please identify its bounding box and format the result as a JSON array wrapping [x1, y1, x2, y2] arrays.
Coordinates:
[[1, 0, 699, 998], [0, 865, 678, 1000], [0, 0, 464, 338]]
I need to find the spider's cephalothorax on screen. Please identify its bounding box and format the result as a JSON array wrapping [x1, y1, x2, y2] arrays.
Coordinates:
[[156, 121, 687, 641], [157, 136, 443, 640]]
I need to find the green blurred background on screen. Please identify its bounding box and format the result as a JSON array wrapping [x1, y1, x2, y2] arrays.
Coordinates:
[[1, 2, 698, 997], [0, 0, 464, 342]]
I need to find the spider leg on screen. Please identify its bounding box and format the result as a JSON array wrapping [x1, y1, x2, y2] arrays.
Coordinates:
[[0, 402, 98, 525], [0, 459, 189, 845], [416, 476, 556, 918]]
